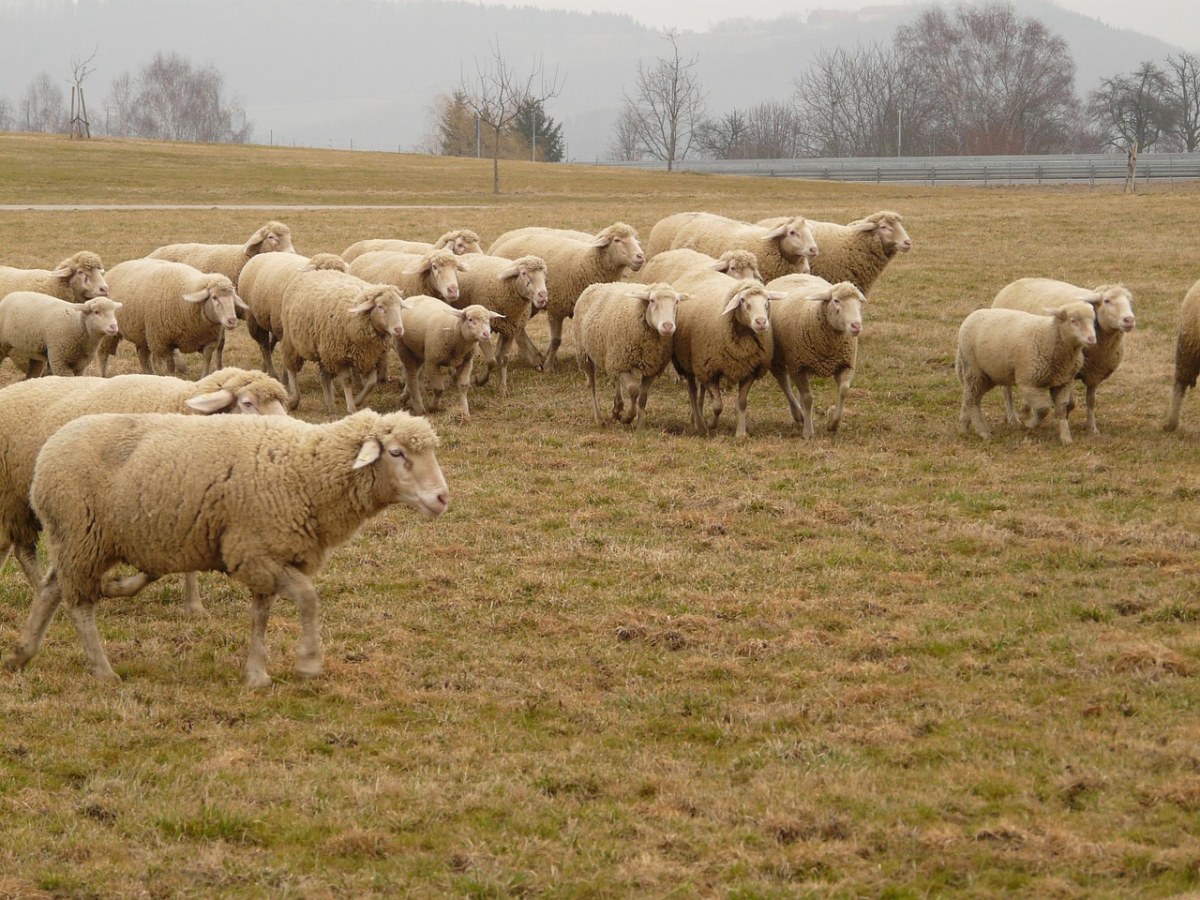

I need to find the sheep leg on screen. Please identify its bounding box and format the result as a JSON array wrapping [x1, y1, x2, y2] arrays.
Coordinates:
[[543, 315, 565, 373], [1001, 386, 1020, 426], [24, 357, 46, 379], [474, 337, 496, 387], [317, 370, 338, 413], [10, 540, 41, 591], [496, 335, 515, 398], [337, 373, 358, 414], [284, 369, 302, 412], [1083, 385, 1099, 435], [581, 354, 601, 424], [97, 335, 119, 377], [633, 374, 655, 429], [426, 369, 447, 413], [245, 592, 275, 689], [706, 384, 724, 431], [733, 378, 754, 440], [1050, 384, 1073, 445], [454, 359, 473, 420], [826, 367, 853, 433], [793, 372, 815, 440], [771, 366, 804, 426], [960, 381, 991, 440], [4, 567, 65, 672], [401, 361, 426, 415], [1019, 387, 1051, 432], [683, 372, 707, 435], [277, 566, 323, 680], [67, 589, 120, 681], [1165, 382, 1189, 432], [139, 347, 157, 374], [352, 370, 379, 411], [102, 571, 160, 597], [171, 349, 189, 375], [212, 330, 225, 372], [516, 325, 544, 371], [617, 372, 639, 424]]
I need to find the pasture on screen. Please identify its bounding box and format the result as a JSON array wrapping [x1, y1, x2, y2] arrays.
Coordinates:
[[1, 133, 1199, 897]]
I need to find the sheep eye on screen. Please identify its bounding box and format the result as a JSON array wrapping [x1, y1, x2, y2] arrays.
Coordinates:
[[389, 448, 406, 459]]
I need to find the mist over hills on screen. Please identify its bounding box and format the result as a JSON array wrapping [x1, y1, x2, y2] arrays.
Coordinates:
[[0, 0, 1183, 160]]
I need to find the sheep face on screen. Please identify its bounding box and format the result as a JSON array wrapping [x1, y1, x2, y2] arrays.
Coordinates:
[[503, 258, 549, 309], [1048, 301, 1098, 347], [635, 286, 685, 336], [305, 253, 349, 273], [454, 305, 502, 344], [822, 284, 866, 337], [407, 250, 462, 302], [350, 285, 407, 338], [768, 218, 819, 263], [715, 251, 763, 282], [1090, 286, 1136, 334], [81, 297, 122, 337], [595, 224, 646, 272], [53, 262, 109, 299], [858, 212, 913, 255], [446, 232, 484, 256], [245, 221, 295, 256], [723, 286, 771, 334], [185, 388, 290, 416], [353, 420, 449, 518], [184, 281, 242, 329]]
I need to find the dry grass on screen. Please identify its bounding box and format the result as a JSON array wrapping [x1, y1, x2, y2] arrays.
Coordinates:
[[2, 133, 1200, 897]]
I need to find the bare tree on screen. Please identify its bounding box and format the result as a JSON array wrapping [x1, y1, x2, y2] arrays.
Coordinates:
[[102, 72, 134, 138], [20, 72, 66, 133], [457, 40, 563, 193], [695, 101, 804, 159], [1165, 52, 1200, 152], [1087, 62, 1175, 154], [0, 97, 12, 131], [69, 47, 98, 139], [606, 104, 643, 162], [620, 28, 705, 171]]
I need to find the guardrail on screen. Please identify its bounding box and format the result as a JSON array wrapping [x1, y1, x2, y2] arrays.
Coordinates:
[[596, 153, 1200, 185]]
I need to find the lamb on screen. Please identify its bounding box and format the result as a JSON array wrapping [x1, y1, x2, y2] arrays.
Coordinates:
[[0, 292, 121, 377], [238, 251, 348, 380], [486, 222, 646, 372], [670, 270, 778, 438], [764, 274, 866, 439], [0, 251, 110, 306], [347, 247, 466, 304], [956, 302, 1097, 444], [634, 248, 763, 285], [393, 296, 502, 420], [758, 211, 911, 294], [0, 367, 289, 614], [992, 278, 1136, 435], [342, 229, 484, 263], [6, 408, 448, 687], [452, 254, 549, 397], [279, 268, 409, 413], [574, 281, 688, 429], [654, 213, 818, 282], [95, 258, 244, 377], [1166, 278, 1200, 432]]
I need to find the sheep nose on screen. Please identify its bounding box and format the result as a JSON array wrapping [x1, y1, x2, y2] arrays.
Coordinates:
[[534, 294, 548, 309], [1123, 316, 1136, 330], [224, 317, 237, 329], [753, 317, 769, 331], [660, 321, 675, 334], [97, 286, 109, 296], [446, 286, 459, 300], [900, 240, 913, 251], [807, 247, 819, 258], [849, 323, 862, 335], [390, 325, 404, 336], [106, 323, 119, 334]]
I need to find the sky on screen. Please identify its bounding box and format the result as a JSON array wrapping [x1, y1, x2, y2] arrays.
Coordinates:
[[476, 0, 1200, 53]]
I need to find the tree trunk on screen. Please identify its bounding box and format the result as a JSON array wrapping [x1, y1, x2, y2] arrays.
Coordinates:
[[492, 126, 502, 195], [1124, 141, 1138, 194]]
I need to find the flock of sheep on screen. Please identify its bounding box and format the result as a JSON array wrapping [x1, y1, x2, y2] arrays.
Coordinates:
[[1, 206, 1199, 686]]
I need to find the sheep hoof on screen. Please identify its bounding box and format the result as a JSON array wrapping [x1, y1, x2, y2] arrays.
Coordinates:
[[92, 666, 121, 682], [295, 657, 323, 680], [245, 670, 272, 690]]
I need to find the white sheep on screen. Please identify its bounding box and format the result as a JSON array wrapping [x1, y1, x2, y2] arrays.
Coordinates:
[[279, 269, 409, 413], [0, 367, 290, 614], [956, 302, 1097, 444], [758, 211, 912, 294], [1166, 278, 1200, 432], [0, 292, 121, 377], [452, 254, 549, 397], [574, 281, 688, 429], [765, 274, 866, 439], [96, 258, 244, 377], [670, 270, 778, 438], [342, 229, 484, 263], [239, 251, 348, 380], [634, 248, 763, 285], [6, 408, 448, 687], [656, 213, 817, 282], [394, 296, 502, 420], [487, 222, 646, 372], [347, 247, 466, 304], [0, 251, 110, 307], [992, 278, 1135, 436]]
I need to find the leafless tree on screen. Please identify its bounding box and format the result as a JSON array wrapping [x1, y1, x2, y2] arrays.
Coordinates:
[[0, 97, 12, 131], [619, 28, 705, 171], [606, 104, 643, 162], [457, 40, 563, 193], [102, 72, 134, 138], [20, 72, 67, 133], [69, 47, 98, 139], [1165, 52, 1200, 152], [695, 101, 804, 159], [1087, 62, 1175, 154]]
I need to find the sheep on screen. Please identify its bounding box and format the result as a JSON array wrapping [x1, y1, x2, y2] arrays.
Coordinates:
[[393, 296, 502, 420], [764, 274, 866, 439], [574, 281, 688, 429], [95, 258, 244, 377], [278, 268, 409, 413], [0, 251, 110, 305], [486, 222, 646, 372], [239, 251, 348, 380], [0, 292, 121, 378], [342, 229, 484, 263], [452, 254, 549, 397], [0, 367, 289, 615], [956, 302, 1098, 445], [992, 278, 1136, 435], [670, 270, 778, 438], [6, 408, 448, 687], [1166, 278, 1200, 432], [634, 248, 763, 285], [347, 248, 466, 304], [758, 211, 912, 294], [655, 213, 818, 283]]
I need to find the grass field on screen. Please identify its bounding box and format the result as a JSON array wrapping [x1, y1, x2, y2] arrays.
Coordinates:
[[2, 133, 1200, 898]]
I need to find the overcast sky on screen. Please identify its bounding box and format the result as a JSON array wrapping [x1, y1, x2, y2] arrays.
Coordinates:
[[474, 0, 1200, 52]]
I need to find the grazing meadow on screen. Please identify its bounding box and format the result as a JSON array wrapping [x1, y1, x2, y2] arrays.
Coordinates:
[[1, 133, 1199, 897]]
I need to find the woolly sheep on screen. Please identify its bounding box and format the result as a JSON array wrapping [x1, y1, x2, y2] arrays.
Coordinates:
[[342, 229, 484, 263], [0, 292, 121, 378], [670, 270, 778, 438], [279, 268, 410, 413], [7, 408, 448, 687], [758, 211, 912, 294], [634, 248, 763, 285], [574, 281, 688, 429], [452, 254, 549, 397], [0, 251, 109, 304], [956, 302, 1097, 445], [0, 368, 289, 614], [656, 213, 817, 282], [487, 222, 646, 372], [96, 258, 245, 377], [348, 248, 466, 304], [1166, 278, 1200, 432], [765, 274, 866, 439], [992, 278, 1135, 435], [239, 251, 348, 380], [394, 296, 502, 420]]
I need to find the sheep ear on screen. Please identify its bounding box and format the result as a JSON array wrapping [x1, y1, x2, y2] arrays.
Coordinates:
[[721, 294, 743, 315], [348, 299, 376, 314], [851, 219, 879, 233], [496, 263, 520, 280], [50, 265, 74, 278], [488, 311, 505, 320], [400, 297, 417, 309], [182, 290, 210, 304], [185, 390, 235, 413], [233, 293, 249, 311], [627, 288, 653, 302], [1044, 306, 1067, 320], [112, 301, 123, 310], [353, 438, 382, 469], [676, 292, 691, 303], [243, 226, 270, 254], [762, 224, 788, 241], [1080, 292, 1103, 306], [708, 259, 730, 273], [456, 259, 470, 272], [402, 260, 432, 276], [768, 291, 790, 301], [447, 307, 466, 319]]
